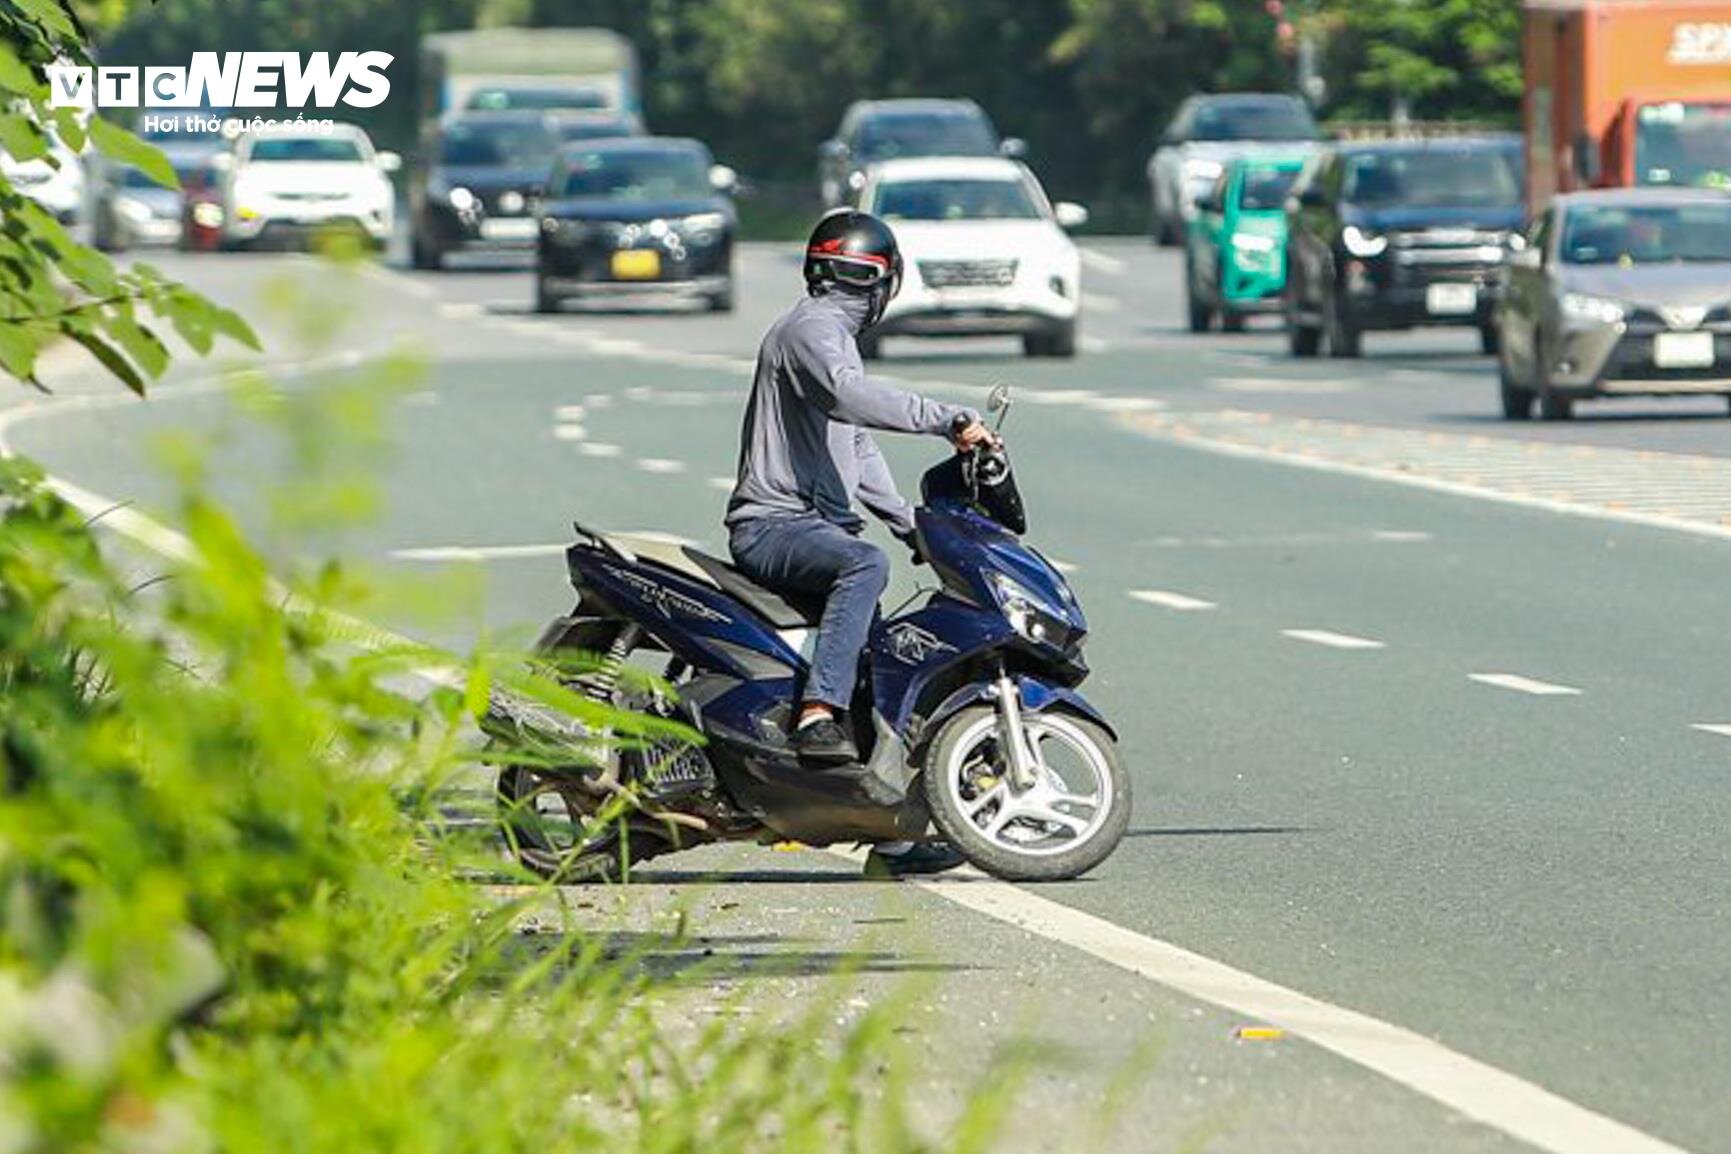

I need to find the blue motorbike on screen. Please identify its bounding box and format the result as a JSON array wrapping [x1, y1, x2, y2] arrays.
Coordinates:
[[491, 387, 1130, 882]]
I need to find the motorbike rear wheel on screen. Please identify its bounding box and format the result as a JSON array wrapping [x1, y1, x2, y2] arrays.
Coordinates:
[[496, 763, 673, 882], [924, 706, 1130, 881]]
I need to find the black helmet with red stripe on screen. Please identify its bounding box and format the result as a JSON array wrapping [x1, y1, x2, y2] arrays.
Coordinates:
[[803, 209, 903, 327]]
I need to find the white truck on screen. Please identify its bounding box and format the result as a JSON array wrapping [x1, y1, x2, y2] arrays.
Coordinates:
[[419, 28, 640, 120]]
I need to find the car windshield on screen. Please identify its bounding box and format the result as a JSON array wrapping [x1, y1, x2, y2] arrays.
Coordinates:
[[247, 136, 364, 163], [1343, 147, 1521, 209], [1560, 203, 1731, 265], [469, 86, 608, 112], [1635, 103, 1731, 190], [875, 177, 1041, 221], [118, 167, 176, 190], [855, 113, 997, 162], [439, 120, 556, 168], [552, 118, 639, 142], [1191, 101, 1318, 142], [1240, 166, 1300, 211], [556, 149, 709, 200]]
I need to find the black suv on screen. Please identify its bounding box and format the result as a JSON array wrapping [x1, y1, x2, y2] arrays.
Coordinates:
[[1284, 136, 1524, 357], [410, 111, 559, 269]]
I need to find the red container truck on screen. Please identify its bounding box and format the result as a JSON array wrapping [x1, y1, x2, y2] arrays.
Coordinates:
[[1524, 0, 1731, 207]]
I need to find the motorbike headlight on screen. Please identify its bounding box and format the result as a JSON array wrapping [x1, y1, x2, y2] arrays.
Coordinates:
[[448, 185, 476, 212], [1342, 225, 1388, 258], [1561, 292, 1626, 325], [986, 572, 1072, 648], [192, 201, 223, 228]]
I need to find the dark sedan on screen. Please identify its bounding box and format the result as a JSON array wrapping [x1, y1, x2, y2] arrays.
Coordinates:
[[1496, 188, 1731, 420], [535, 137, 737, 313], [410, 111, 559, 269]]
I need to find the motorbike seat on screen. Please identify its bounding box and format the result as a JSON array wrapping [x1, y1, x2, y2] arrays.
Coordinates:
[[682, 547, 826, 629]]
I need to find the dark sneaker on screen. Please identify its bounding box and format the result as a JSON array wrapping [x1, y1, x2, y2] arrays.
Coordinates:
[[792, 717, 857, 764], [863, 841, 966, 879]]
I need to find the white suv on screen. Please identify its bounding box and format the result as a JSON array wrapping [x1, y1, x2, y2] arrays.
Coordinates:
[[859, 157, 1087, 359], [223, 123, 398, 250]]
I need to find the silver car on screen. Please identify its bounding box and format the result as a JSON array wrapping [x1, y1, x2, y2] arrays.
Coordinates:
[[1147, 93, 1319, 247], [1496, 188, 1731, 420]]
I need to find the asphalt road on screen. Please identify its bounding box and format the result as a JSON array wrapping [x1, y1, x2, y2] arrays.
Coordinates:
[[6, 239, 1730, 1153]]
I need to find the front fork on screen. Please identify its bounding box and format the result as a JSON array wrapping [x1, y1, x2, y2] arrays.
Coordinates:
[[987, 673, 1040, 792]]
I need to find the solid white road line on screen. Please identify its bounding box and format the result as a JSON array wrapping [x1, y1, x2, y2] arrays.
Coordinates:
[[1690, 723, 1731, 738], [577, 442, 621, 458], [1469, 673, 1583, 697], [898, 870, 1690, 1154], [1079, 248, 1128, 276], [636, 457, 687, 474], [391, 543, 567, 562], [1128, 589, 1217, 612], [1282, 629, 1386, 651]]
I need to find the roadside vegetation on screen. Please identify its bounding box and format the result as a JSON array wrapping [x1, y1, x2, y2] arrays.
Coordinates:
[[0, 11, 1015, 1152]]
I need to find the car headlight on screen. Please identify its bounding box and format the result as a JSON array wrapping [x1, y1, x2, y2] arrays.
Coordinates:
[[680, 211, 727, 242], [1183, 158, 1224, 183], [1561, 292, 1626, 325], [986, 572, 1072, 648], [448, 186, 476, 212], [118, 197, 154, 225], [1342, 225, 1387, 258]]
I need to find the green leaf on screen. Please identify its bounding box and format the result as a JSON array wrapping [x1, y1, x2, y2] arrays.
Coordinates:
[[0, 114, 48, 162], [207, 304, 261, 351], [0, 42, 38, 96], [105, 311, 170, 380], [89, 116, 179, 190], [62, 325, 146, 395], [10, 0, 76, 39], [0, 318, 40, 379]]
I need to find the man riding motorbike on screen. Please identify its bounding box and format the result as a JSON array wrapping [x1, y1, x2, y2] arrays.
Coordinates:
[[724, 209, 992, 876]]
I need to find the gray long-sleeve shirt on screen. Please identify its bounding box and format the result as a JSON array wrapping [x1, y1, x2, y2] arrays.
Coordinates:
[[725, 290, 974, 536]]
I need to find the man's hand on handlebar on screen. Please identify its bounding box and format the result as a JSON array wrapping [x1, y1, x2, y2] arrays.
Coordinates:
[[952, 418, 999, 454]]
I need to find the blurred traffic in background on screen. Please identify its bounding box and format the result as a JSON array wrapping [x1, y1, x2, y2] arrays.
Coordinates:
[[29, 0, 1731, 399]]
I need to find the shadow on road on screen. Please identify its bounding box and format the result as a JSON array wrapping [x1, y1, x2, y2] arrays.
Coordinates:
[[509, 927, 978, 983]]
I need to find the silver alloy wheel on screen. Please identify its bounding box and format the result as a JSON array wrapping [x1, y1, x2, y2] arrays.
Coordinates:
[[941, 712, 1115, 857]]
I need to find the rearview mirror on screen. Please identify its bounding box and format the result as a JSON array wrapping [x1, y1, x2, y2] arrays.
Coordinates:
[[1054, 201, 1089, 230], [1509, 247, 1542, 271], [819, 139, 848, 161], [999, 137, 1028, 160], [377, 150, 402, 174], [709, 163, 738, 193]]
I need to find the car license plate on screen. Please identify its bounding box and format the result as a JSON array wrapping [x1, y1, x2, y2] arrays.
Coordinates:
[[1425, 283, 1478, 316], [611, 249, 662, 280], [1654, 330, 1715, 369], [479, 217, 537, 241]]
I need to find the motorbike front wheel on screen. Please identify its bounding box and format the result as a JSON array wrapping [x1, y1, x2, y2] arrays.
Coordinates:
[[924, 706, 1130, 881]]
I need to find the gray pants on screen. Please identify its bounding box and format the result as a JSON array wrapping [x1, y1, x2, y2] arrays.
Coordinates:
[[728, 514, 888, 710]]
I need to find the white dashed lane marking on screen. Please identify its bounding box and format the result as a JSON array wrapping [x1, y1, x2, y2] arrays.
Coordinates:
[[1469, 673, 1583, 697], [1128, 589, 1217, 612], [1282, 629, 1386, 651], [578, 442, 621, 458], [1372, 530, 1434, 543], [554, 404, 586, 422], [553, 425, 587, 442], [1690, 723, 1731, 738], [707, 476, 734, 492], [636, 457, 687, 475]]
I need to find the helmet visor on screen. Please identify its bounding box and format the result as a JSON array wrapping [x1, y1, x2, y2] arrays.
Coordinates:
[[823, 253, 892, 288]]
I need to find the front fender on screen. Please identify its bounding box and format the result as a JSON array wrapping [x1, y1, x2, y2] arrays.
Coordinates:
[[923, 676, 1115, 748]]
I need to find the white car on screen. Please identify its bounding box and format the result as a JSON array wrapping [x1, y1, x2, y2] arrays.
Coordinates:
[[222, 123, 399, 250], [860, 157, 1087, 359], [2, 138, 86, 224]]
